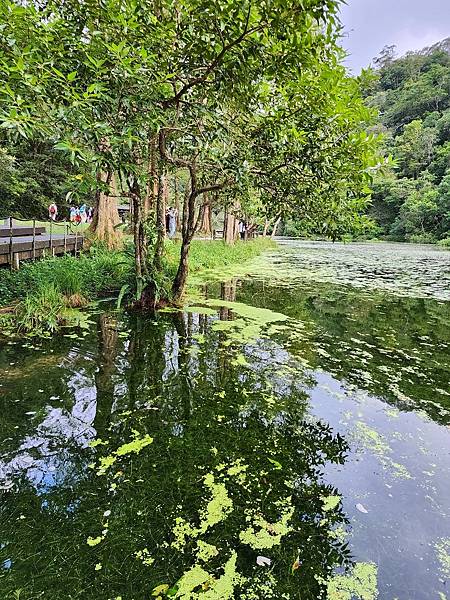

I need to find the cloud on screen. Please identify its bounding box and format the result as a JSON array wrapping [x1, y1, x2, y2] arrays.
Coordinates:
[[340, 0, 450, 72]]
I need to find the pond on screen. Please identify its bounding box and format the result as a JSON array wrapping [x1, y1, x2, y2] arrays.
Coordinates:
[[0, 240, 449, 600]]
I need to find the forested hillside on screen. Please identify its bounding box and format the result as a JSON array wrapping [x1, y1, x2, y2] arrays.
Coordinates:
[[366, 40, 450, 243]]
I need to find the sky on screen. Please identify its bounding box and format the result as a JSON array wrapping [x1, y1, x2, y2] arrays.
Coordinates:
[[340, 0, 450, 73]]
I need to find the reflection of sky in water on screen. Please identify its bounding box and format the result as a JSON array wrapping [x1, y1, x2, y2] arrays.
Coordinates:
[[310, 371, 450, 599], [0, 372, 96, 491]]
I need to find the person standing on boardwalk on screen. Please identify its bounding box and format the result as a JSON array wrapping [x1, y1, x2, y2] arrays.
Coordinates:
[[48, 202, 58, 221], [239, 220, 246, 240]]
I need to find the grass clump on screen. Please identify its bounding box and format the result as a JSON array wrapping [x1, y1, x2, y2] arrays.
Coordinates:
[[15, 283, 65, 334], [165, 238, 275, 277]]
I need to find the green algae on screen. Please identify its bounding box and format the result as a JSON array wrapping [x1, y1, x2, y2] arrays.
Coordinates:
[[96, 432, 153, 475], [174, 552, 244, 599], [201, 473, 234, 531], [196, 541, 219, 563], [435, 538, 450, 578], [239, 498, 295, 550], [353, 421, 412, 480], [203, 299, 288, 325], [321, 495, 341, 512], [175, 564, 210, 598], [327, 562, 378, 600], [172, 474, 233, 550]]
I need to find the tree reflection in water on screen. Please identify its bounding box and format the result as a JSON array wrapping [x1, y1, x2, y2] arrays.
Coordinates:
[[0, 306, 351, 599]]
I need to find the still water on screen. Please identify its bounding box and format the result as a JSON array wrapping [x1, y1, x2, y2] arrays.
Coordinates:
[[0, 240, 449, 600]]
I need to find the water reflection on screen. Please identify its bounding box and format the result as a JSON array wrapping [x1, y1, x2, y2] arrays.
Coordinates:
[[0, 240, 449, 599], [0, 306, 352, 599]]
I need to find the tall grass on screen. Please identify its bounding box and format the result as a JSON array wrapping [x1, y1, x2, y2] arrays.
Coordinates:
[[165, 238, 274, 274], [0, 247, 132, 306], [15, 283, 65, 334]]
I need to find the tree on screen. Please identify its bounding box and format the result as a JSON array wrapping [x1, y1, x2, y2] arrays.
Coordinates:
[[0, 0, 380, 303]]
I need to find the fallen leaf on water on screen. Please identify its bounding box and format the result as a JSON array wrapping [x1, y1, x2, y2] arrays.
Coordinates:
[[292, 558, 301, 572], [356, 503, 369, 514], [256, 556, 272, 567]]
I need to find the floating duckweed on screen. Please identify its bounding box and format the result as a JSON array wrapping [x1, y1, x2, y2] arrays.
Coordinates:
[[115, 433, 154, 456], [226, 460, 248, 484], [239, 498, 294, 550], [185, 306, 218, 316], [435, 538, 450, 578], [201, 552, 244, 599], [97, 433, 153, 475], [327, 562, 378, 600], [175, 564, 210, 598], [89, 439, 109, 448], [135, 548, 155, 566], [353, 421, 411, 480], [328, 525, 349, 543], [321, 495, 341, 512], [196, 541, 219, 563], [200, 474, 233, 532], [175, 552, 244, 599], [204, 299, 289, 344], [172, 474, 233, 550], [87, 535, 104, 547]]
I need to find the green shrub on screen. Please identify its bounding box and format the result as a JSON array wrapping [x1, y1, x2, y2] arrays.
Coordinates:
[[437, 237, 450, 249], [408, 233, 437, 244]]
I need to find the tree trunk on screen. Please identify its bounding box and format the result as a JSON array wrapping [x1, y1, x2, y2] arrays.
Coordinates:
[[93, 313, 118, 438], [199, 193, 212, 237], [144, 136, 158, 215], [172, 238, 190, 302], [263, 218, 272, 237], [130, 176, 147, 283], [153, 171, 166, 272], [271, 216, 281, 239], [89, 171, 123, 249], [174, 176, 181, 231], [223, 207, 236, 245]]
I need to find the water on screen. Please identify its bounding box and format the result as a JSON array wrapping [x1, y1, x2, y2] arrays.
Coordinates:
[[0, 241, 449, 600]]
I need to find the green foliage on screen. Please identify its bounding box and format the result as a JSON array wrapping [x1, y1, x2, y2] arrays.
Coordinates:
[[0, 247, 132, 306], [367, 40, 450, 242], [0, 141, 87, 219], [0, 0, 380, 295], [437, 237, 450, 248]]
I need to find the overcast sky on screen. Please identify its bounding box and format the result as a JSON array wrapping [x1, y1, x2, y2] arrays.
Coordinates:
[[340, 0, 450, 72]]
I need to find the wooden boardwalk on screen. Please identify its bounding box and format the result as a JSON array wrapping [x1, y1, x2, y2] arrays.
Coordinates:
[[0, 219, 84, 269]]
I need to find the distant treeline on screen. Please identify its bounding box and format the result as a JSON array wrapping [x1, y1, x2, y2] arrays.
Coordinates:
[[364, 40, 450, 243]]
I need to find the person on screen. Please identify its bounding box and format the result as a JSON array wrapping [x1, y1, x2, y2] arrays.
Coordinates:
[[168, 207, 177, 238], [239, 220, 246, 240], [79, 203, 87, 223], [69, 205, 76, 222], [48, 202, 58, 221], [87, 206, 94, 223], [75, 207, 81, 225]]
